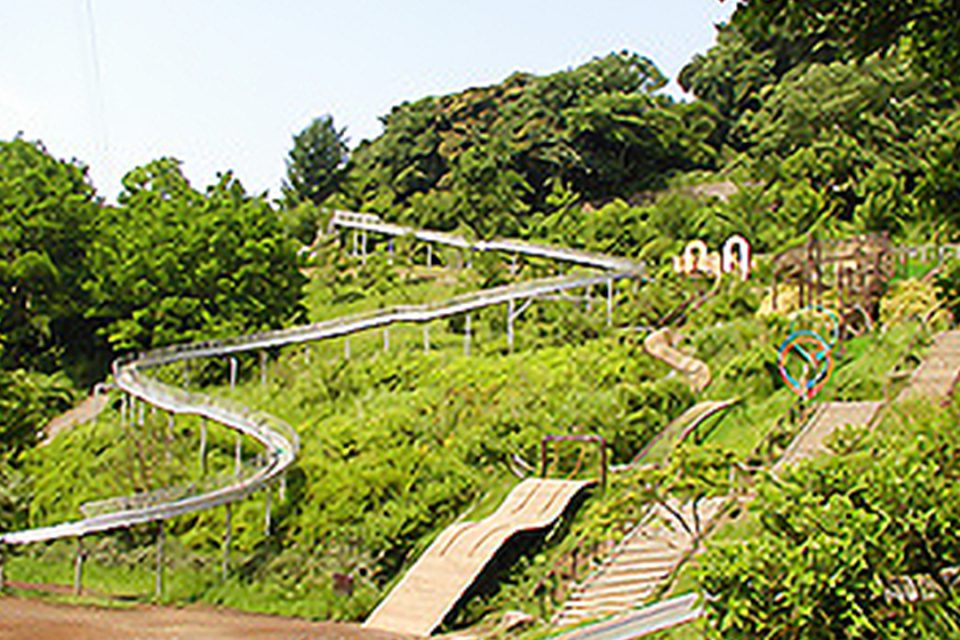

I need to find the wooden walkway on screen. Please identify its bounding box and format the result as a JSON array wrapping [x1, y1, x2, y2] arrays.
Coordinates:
[[364, 478, 592, 637], [898, 330, 960, 401]]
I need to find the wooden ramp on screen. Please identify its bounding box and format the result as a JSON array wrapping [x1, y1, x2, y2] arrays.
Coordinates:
[[364, 478, 592, 637]]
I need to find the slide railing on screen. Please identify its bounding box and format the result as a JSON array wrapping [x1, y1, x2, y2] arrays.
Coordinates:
[[0, 212, 644, 549]]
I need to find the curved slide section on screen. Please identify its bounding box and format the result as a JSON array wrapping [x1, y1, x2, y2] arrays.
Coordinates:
[[0, 344, 300, 546], [364, 478, 593, 637], [1, 212, 640, 555], [643, 329, 711, 393]]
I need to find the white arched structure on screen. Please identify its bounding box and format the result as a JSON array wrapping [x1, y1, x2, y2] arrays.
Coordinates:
[[721, 234, 752, 280]]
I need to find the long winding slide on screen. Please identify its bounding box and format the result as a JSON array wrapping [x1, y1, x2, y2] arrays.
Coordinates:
[[0, 213, 642, 565], [643, 328, 710, 393], [365, 478, 594, 637]]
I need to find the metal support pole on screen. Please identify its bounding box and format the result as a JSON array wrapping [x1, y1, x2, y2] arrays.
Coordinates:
[[344, 337, 351, 360], [352, 231, 358, 257], [235, 434, 242, 477], [585, 285, 592, 312], [507, 300, 515, 352], [74, 538, 85, 595], [606, 279, 614, 327], [259, 350, 267, 386], [222, 505, 232, 579], [361, 231, 368, 264], [423, 325, 430, 353], [264, 488, 272, 536], [229, 357, 237, 391], [279, 474, 287, 502], [426, 243, 433, 267], [155, 521, 165, 599], [0, 547, 5, 591], [383, 328, 390, 352], [137, 398, 144, 428], [464, 314, 472, 356], [199, 418, 207, 476], [166, 414, 174, 464], [303, 345, 311, 365]]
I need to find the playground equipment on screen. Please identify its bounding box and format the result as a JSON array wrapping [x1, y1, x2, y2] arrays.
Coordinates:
[[672, 235, 752, 280], [777, 306, 840, 400], [0, 211, 645, 599], [770, 233, 895, 326]]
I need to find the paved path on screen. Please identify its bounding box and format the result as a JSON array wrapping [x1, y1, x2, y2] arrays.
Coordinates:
[[41, 393, 108, 444], [774, 401, 883, 471], [0, 596, 405, 640], [365, 479, 592, 637], [897, 330, 960, 401]]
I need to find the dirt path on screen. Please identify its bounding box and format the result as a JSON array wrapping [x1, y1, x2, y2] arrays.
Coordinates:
[[41, 393, 108, 444], [0, 596, 408, 640]]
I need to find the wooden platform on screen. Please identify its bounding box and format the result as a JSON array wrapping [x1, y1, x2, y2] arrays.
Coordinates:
[[364, 478, 592, 637]]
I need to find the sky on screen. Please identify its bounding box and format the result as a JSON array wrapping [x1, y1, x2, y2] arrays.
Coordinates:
[[0, 1, 735, 202]]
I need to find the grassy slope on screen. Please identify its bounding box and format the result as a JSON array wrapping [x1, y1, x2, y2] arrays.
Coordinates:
[[7, 261, 693, 624]]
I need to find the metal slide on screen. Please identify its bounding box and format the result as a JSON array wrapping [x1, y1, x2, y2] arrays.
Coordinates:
[[0, 213, 643, 553]]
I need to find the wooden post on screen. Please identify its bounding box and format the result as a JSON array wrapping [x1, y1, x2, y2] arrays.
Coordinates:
[[0, 547, 5, 591]]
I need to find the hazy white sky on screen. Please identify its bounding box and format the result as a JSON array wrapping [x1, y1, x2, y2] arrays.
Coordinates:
[[0, 1, 735, 201]]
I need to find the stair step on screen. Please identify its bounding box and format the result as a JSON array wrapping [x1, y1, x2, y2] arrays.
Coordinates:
[[579, 571, 670, 591]]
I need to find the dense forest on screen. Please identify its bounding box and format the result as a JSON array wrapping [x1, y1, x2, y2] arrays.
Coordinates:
[[2, 0, 960, 637]]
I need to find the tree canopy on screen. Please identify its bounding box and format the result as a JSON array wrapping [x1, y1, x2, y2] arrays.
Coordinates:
[[284, 115, 349, 207]]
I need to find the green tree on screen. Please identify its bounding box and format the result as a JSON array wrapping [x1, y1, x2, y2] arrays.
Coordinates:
[[284, 115, 349, 206], [732, 0, 960, 90], [0, 138, 100, 375], [85, 159, 307, 353], [698, 403, 960, 637]]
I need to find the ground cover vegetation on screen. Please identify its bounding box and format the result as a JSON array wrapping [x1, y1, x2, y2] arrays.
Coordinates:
[[3, 0, 960, 636]]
